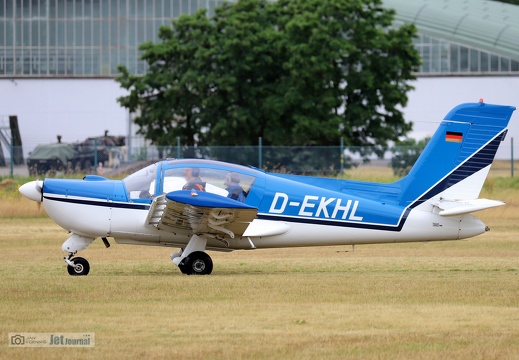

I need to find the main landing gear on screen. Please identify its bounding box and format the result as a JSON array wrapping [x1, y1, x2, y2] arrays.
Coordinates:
[[171, 235, 213, 275], [178, 251, 213, 275]]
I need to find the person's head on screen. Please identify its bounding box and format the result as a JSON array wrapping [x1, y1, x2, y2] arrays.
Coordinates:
[[224, 172, 240, 187], [183, 168, 200, 181]]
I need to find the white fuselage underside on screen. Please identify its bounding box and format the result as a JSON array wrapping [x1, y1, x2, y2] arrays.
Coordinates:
[[43, 195, 486, 251]]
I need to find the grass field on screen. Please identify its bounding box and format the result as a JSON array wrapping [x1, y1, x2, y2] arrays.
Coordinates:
[[1, 164, 518, 359]]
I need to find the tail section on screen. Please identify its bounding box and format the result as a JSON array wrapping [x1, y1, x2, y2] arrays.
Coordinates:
[[398, 101, 515, 209]]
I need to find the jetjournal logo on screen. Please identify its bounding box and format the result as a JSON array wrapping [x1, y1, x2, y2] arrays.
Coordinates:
[[8, 333, 95, 347]]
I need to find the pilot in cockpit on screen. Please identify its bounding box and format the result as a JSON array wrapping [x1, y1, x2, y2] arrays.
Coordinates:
[[182, 168, 206, 191]]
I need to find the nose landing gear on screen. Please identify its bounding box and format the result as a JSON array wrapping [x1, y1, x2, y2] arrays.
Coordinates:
[[62, 234, 95, 276], [65, 255, 90, 276]]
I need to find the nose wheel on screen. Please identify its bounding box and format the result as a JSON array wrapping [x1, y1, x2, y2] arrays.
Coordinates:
[[65, 256, 90, 276]]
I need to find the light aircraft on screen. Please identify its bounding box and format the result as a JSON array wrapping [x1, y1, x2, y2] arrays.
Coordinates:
[[19, 101, 514, 276]]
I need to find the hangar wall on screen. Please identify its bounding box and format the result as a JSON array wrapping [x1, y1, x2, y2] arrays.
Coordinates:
[[0, 78, 128, 152], [1, 75, 517, 159], [406, 76, 519, 159]]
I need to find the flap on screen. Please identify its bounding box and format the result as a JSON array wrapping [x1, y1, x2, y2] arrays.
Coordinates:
[[148, 190, 258, 239]]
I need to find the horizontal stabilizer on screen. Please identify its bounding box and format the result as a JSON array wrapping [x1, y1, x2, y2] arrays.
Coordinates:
[[433, 198, 505, 216]]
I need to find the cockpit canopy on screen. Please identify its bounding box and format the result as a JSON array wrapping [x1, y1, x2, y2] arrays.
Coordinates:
[[122, 160, 260, 203]]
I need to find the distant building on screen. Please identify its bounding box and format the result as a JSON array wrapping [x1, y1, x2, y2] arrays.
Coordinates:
[[387, 0, 519, 158], [0, 0, 518, 158], [0, 0, 224, 77]]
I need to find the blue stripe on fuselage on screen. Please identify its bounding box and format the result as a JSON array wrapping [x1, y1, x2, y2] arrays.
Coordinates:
[[43, 195, 150, 210], [257, 209, 411, 231]]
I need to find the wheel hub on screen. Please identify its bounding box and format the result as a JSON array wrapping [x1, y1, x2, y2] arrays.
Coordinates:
[[192, 259, 205, 272], [74, 263, 84, 273]]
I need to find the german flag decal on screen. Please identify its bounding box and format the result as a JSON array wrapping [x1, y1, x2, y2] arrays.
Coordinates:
[[446, 131, 463, 143]]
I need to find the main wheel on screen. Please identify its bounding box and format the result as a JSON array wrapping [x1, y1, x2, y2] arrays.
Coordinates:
[[181, 252, 213, 275], [67, 257, 90, 276]]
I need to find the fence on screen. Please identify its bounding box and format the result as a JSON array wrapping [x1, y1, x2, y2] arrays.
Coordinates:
[[1, 143, 517, 179]]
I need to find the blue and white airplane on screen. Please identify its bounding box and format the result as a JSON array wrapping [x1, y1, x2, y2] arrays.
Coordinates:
[[19, 101, 514, 275]]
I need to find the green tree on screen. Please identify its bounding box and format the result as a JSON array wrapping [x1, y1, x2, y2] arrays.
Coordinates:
[[117, 0, 420, 157], [493, 0, 519, 5], [116, 11, 214, 148], [200, 0, 287, 146], [281, 0, 418, 151]]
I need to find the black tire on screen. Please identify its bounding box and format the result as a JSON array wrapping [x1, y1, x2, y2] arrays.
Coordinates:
[[67, 257, 90, 276], [181, 251, 213, 275], [178, 263, 189, 274]]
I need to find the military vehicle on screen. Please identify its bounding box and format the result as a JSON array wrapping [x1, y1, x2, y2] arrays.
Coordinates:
[[27, 142, 76, 175], [27, 134, 125, 175]]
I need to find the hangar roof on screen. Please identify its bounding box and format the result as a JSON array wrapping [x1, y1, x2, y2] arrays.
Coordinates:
[[385, 0, 519, 60]]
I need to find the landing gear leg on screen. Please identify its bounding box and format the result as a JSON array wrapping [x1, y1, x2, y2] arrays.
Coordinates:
[[62, 234, 95, 276]]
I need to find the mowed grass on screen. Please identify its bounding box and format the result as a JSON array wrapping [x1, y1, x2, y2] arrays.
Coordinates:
[[1, 163, 519, 359], [1, 220, 519, 358]]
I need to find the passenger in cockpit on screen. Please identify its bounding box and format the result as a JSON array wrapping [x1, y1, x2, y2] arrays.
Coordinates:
[[224, 172, 246, 202]]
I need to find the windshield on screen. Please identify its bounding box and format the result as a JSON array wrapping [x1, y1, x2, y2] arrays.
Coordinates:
[[123, 163, 157, 199]]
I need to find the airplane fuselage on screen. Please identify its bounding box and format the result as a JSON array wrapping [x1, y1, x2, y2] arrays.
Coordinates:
[[40, 164, 486, 252]]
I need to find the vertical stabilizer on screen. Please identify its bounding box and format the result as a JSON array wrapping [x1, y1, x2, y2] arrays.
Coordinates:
[[398, 102, 515, 208]]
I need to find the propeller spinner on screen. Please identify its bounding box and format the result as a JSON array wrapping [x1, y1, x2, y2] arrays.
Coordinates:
[[19, 180, 43, 203]]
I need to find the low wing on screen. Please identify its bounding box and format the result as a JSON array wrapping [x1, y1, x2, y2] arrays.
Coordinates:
[[432, 198, 505, 216], [146, 190, 258, 239]]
